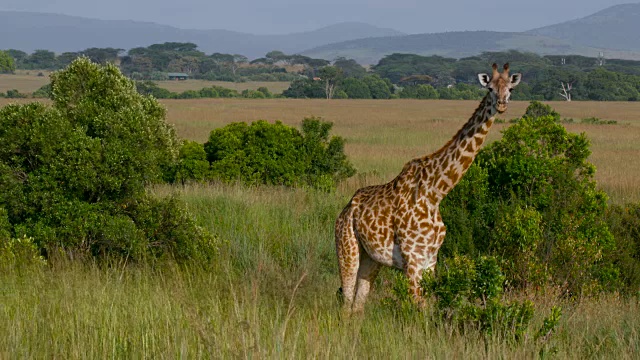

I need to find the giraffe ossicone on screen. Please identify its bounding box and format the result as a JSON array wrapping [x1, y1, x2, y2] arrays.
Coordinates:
[[335, 63, 522, 314]]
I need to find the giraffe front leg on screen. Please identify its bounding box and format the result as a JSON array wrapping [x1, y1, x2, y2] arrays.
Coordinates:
[[404, 258, 427, 308]]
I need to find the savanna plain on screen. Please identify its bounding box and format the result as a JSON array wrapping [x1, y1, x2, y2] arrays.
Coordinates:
[[2, 95, 640, 358]]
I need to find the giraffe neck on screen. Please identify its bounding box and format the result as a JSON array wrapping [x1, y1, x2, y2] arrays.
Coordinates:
[[427, 92, 496, 197]]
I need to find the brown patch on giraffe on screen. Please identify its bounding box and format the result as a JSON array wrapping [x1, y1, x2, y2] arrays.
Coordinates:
[[474, 135, 484, 148], [460, 155, 473, 169], [437, 179, 449, 191], [465, 140, 475, 153], [444, 167, 460, 184]]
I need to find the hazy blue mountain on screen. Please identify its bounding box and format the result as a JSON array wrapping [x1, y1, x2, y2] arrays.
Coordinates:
[[301, 31, 640, 64], [0, 11, 405, 58], [527, 3, 640, 52]]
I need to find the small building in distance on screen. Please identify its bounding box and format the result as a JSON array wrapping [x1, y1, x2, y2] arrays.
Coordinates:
[[168, 72, 189, 80]]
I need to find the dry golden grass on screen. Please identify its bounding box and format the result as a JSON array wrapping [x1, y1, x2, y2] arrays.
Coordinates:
[[0, 72, 50, 93], [161, 99, 640, 203], [154, 80, 291, 94], [0, 71, 290, 95], [2, 97, 638, 203]]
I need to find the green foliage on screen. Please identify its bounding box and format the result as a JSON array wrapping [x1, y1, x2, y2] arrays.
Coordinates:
[[0, 50, 16, 73], [32, 84, 52, 98], [170, 141, 211, 184], [204, 117, 355, 189], [0, 58, 216, 261], [420, 255, 539, 341], [0, 235, 47, 271], [5, 89, 26, 98], [341, 77, 371, 99], [442, 102, 616, 295], [523, 101, 561, 122], [399, 84, 439, 99], [606, 203, 640, 291]]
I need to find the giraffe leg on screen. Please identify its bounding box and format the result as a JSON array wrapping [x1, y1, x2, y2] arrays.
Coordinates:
[[352, 252, 382, 313], [335, 209, 360, 314], [404, 259, 427, 308]]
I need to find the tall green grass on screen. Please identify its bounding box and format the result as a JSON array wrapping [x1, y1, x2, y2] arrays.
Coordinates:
[[2, 182, 640, 358]]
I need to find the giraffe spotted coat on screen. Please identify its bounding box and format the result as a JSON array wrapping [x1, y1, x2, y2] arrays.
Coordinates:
[[335, 63, 522, 313]]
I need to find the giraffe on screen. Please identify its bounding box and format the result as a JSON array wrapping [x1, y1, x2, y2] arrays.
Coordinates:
[[335, 63, 522, 313]]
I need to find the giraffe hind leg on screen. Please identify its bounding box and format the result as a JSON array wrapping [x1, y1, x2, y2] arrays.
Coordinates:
[[352, 252, 382, 313], [335, 208, 360, 314]]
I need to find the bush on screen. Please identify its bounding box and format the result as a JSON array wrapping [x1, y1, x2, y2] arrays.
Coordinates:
[[441, 101, 616, 295], [32, 83, 52, 98], [399, 84, 439, 99], [522, 101, 560, 122], [606, 203, 640, 291], [203, 117, 355, 189], [6, 89, 26, 98], [341, 77, 371, 99], [419, 255, 560, 342], [135, 80, 175, 98], [170, 140, 211, 184], [0, 58, 216, 262]]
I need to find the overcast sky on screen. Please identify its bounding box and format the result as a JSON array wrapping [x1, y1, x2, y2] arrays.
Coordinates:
[[0, 0, 635, 34]]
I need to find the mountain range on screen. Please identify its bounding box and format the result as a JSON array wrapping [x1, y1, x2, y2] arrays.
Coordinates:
[[2, 3, 640, 63]]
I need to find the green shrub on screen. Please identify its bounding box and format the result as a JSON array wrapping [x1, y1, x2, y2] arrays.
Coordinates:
[[606, 203, 640, 291], [171, 140, 211, 184], [441, 101, 616, 295], [241, 89, 266, 98], [0, 58, 216, 262], [522, 100, 560, 122], [6, 89, 26, 98], [177, 90, 201, 99], [135, 80, 175, 98], [203, 117, 355, 189], [32, 83, 52, 98], [420, 255, 540, 341]]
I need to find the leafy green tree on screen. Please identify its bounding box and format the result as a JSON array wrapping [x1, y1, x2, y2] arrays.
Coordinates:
[[25, 50, 57, 69], [333, 57, 367, 78], [56, 52, 81, 68], [341, 77, 371, 99], [80, 47, 123, 64], [363, 74, 391, 99], [4, 49, 27, 68], [319, 66, 343, 99], [171, 140, 210, 184], [399, 84, 439, 99], [0, 51, 15, 73], [0, 58, 215, 261]]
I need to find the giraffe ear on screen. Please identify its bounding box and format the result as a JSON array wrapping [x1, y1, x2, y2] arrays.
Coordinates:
[[510, 73, 522, 86], [477, 73, 490, 87]]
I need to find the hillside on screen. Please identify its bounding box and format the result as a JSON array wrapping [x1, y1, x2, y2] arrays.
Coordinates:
[[527, 3, 640, 52], [0, 11, 404, 58], [301, 31, 640, 64]]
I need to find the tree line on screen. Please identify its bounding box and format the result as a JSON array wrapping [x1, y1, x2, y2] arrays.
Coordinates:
[[3, 45, 640, 101]]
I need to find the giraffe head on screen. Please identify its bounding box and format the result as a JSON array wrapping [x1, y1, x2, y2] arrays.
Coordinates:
[[477, 63, 522, 114]]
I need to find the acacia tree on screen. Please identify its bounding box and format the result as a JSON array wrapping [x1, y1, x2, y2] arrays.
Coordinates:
[[319, 66, 343, 99]]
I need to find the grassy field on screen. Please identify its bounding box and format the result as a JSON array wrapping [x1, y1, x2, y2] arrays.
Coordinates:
[[2, 97, 640, 358], [0, 70, 290, 94], [155, 79, 291, 94], [0, 70, 51, 93], [157, 98, 640, 204]]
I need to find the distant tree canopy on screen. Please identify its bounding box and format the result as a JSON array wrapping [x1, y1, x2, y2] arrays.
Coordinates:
[[5, 44, 640, 101], [0, 50, 15, 73]]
